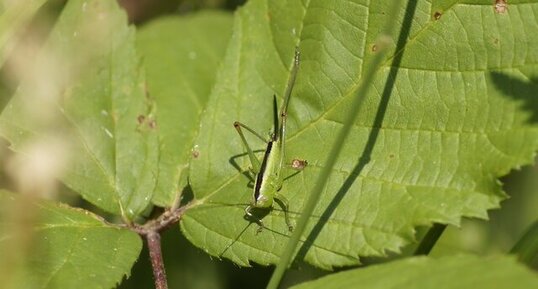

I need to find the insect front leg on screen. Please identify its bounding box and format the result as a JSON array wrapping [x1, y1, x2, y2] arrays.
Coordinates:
[[233, 121, 268, 174]]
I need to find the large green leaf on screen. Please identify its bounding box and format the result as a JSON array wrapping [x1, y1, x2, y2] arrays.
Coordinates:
[[0, 0, 158, 219], [181, 0, 538, 268], [291, 255, 538, 289], [0, 191, 142, 289], [136, 11, 233, 207]]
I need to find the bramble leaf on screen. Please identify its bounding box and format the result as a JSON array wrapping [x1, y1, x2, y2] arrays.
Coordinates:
[[290, 255, 538, 289], [136, 11, 233, 207], [182, 0, 538, 268], [0, 191, 141, 289], [0, 0, 157, 220]]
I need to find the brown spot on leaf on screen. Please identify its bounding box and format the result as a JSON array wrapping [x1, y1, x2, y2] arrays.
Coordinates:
[[433, 11, 442, 20], [291, 159, 308, 170], [192, 150, 200, 159], [371, 44, 378, 52], [136, 114, 156, 130], [494, 0, 508, 14], [148, 119, 157, 129], [137, 115, 145, 124]]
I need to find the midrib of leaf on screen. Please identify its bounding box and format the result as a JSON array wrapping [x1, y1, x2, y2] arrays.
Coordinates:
[[195, 173, 242, 204], [0, 204, 118, 243], [0, 224, 111, 237], [57, 107, 121, 209], [41, 229, 82, 289], [108, 44, 123, 214], [174, 69, 202, 110]]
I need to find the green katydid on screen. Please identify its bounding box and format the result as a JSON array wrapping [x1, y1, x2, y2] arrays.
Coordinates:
[[233, 49, 304, 232]]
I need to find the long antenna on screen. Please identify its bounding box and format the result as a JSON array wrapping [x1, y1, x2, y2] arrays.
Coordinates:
[[278, 48, 300, 140], [280, 48, 300, 121]]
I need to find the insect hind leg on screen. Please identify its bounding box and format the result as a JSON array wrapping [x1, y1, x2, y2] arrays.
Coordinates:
[[275, 194, 293, 232]]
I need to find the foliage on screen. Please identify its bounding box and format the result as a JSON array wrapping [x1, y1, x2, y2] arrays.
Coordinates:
[[0, 0, 537, 288], [0, 191, 141, 289], [183, 0, 538, 269], [291, 255, 538, 289]]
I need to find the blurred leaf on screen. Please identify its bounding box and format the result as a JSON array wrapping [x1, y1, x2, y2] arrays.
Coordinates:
[[181, 0, 538, 268], [0, 190, 142, 289], [0, 0, 158, 219], [290, 255, 538, 289], [511, 220, 538, 270], [0, 0, 48, 66], [136, 11, 233, 207]]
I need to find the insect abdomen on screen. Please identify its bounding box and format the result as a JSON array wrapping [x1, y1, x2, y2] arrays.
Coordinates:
[[253, 140, 280, 208]]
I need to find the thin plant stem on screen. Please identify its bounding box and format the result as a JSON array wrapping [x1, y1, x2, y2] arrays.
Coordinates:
[[266, 2, 404, 289], [130, 205, 190, 289], [146, 232, 168, 289], [414, 223, 447, 255]]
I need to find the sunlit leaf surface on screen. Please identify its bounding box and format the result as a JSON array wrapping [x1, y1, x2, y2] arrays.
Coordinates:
[[291, 255, 538, 289], [182, 0, 538, 268]]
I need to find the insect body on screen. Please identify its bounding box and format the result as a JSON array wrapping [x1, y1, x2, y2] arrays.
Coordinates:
[[233, 49, 302, 232]]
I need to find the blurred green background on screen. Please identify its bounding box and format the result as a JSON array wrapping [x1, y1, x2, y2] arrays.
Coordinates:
[[0, 1, 536, 288]]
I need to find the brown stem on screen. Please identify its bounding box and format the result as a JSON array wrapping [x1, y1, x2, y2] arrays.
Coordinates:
[[129, 205, 191, 289], [132, 205, 189, 235], [146, 231, 168, 289]]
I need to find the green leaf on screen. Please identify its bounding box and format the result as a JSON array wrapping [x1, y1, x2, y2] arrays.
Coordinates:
[[290, 255, 538, 289], [0, 191, 142, 289], [181, 0, 538, 268], [0, 0, 158, 219], [136, 11, 233, 207]]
